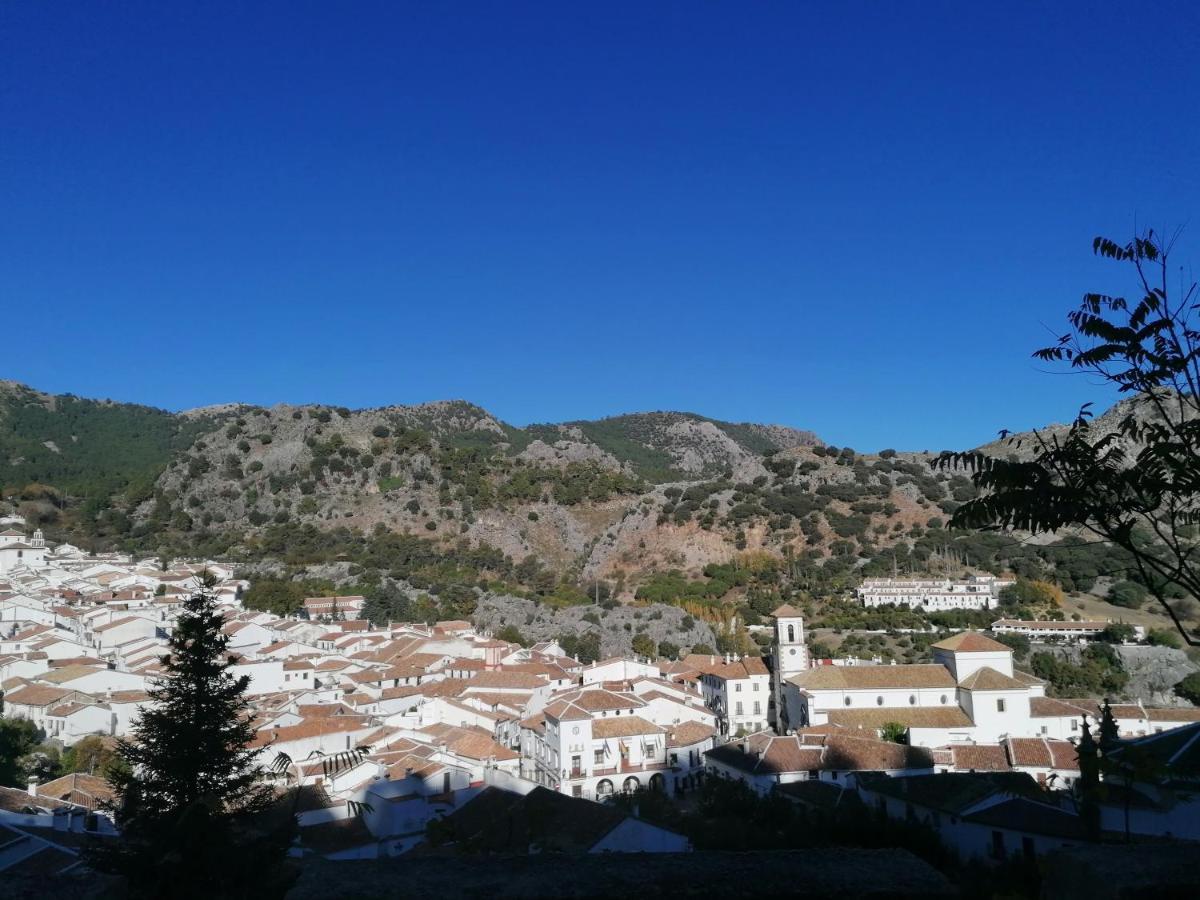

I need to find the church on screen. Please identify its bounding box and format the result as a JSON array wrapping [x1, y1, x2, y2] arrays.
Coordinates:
[[0, 529, 48, 575], [770, 606, 1112, 748]]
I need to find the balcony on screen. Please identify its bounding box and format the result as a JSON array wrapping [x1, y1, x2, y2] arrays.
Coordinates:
[[590, 760, 671, 777]]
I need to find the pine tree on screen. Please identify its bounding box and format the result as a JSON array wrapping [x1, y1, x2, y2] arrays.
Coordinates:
[[89, 577, 294, 898]]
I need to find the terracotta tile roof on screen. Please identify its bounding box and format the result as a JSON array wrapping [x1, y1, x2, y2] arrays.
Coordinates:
[[444, 696, 507, 721], [93, 616, 152, 632], [546, 686, 643, 712], [459, 690, 532, 711], [36, 773, 114, 810], [707, 734, 816, 775], [930, 631, 1012, 653], [441, 728, 520, 762], [858, 771, 1044, 815], [968, 795, 1088, 840], [462, 671, 547, 690], [667, 721, 717, 747], [1107, 704, 1146, 721], [1011, 669, 1047, 687], [47, 656, 105, 668], [591, 716, 664, 739], [1147, 708, 1200, 723], [950, 743, 1011, 771], [1045, 739, 1080, 770], [1030, 697, 1092, 718], [3, 684, 73, 707], [1004, 737, 1056, 769], [791, 664, 956, 691], [543, 700, 591, 722], [47, 701, 107, 718], [819, 735, 939, 772], [300, 816, 376, 855], [297, 702, 357, 718], [826, 707, 972, 729], [107, 690, 150, 703], [708, 732, 936, 775], [379, 678, 470, 702], [0, 785, 41, 814], [421, 786, 638, 854], [771, 603, 803, 617], [958, 667, 1027, 691], [682, 654, 769, 680], [248, 715, 374, 748]]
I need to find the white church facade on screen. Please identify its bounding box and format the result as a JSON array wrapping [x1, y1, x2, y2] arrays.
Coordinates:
[[770, 611, 1108, 748], [0, 529, 48, 574]]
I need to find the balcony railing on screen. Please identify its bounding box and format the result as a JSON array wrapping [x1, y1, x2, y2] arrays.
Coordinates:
[[589, 760, 671, 777]]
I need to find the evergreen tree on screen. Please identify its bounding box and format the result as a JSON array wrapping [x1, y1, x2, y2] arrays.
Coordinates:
[[89, 577, 294, 897]]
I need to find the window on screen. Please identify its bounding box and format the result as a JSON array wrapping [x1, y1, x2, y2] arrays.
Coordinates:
[[735, 683, 742, 692], [909, 695, 916, 705], [753, 682, 760, 691], [844, 696, 852, 706], [594, 749, 604, 764], [787, 624, 795, 643], [735, 702, 743, 716], [876, 696, 884, 706], [1070, 719, 1079, 731], [754, 701, 761, 715], [991, 831, 1006, 860], [940, 695, 948, 705], [996, 698, 1006, 713]]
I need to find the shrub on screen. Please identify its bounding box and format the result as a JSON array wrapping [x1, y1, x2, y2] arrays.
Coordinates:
[[1107, 580, 1148, 609], [1174, 671, 1200, 705], [1146, 628, 1182, 648]]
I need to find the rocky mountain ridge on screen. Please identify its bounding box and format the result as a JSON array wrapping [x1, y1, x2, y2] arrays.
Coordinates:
[[0, 381, 1136, 603]]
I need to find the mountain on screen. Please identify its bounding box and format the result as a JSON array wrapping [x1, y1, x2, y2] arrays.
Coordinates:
[[0, 381, 226, 505], [0, 381, 1118, 614]]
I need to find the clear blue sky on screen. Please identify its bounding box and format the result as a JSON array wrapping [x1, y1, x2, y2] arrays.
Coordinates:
[[4, 3, 1200, 451]]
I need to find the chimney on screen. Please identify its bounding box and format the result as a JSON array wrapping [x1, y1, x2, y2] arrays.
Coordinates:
[[27, 779, 39, 798]]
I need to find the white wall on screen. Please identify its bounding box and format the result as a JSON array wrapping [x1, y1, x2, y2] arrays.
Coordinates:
[[591, 817, 689, 853]]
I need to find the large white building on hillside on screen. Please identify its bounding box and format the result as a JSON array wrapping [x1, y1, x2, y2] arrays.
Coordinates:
[[856, 575, 1014, 611]]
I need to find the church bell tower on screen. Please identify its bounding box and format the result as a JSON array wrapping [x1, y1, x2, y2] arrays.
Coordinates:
[[771, 603, 808, 733]]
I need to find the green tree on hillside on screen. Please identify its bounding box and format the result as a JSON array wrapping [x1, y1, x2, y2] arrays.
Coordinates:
[[1174, 671, 1200, 704], [938, 231, 1200, 645], [0, 718, 40, 787], [631, 633, 658, 658]]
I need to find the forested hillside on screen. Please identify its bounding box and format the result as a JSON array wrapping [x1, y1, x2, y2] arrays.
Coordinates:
[[0, 381, 225, 513], [2, 380, 1190, 658]]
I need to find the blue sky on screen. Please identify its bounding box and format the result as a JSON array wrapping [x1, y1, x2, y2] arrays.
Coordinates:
[[3, 3, 1200, 451]]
